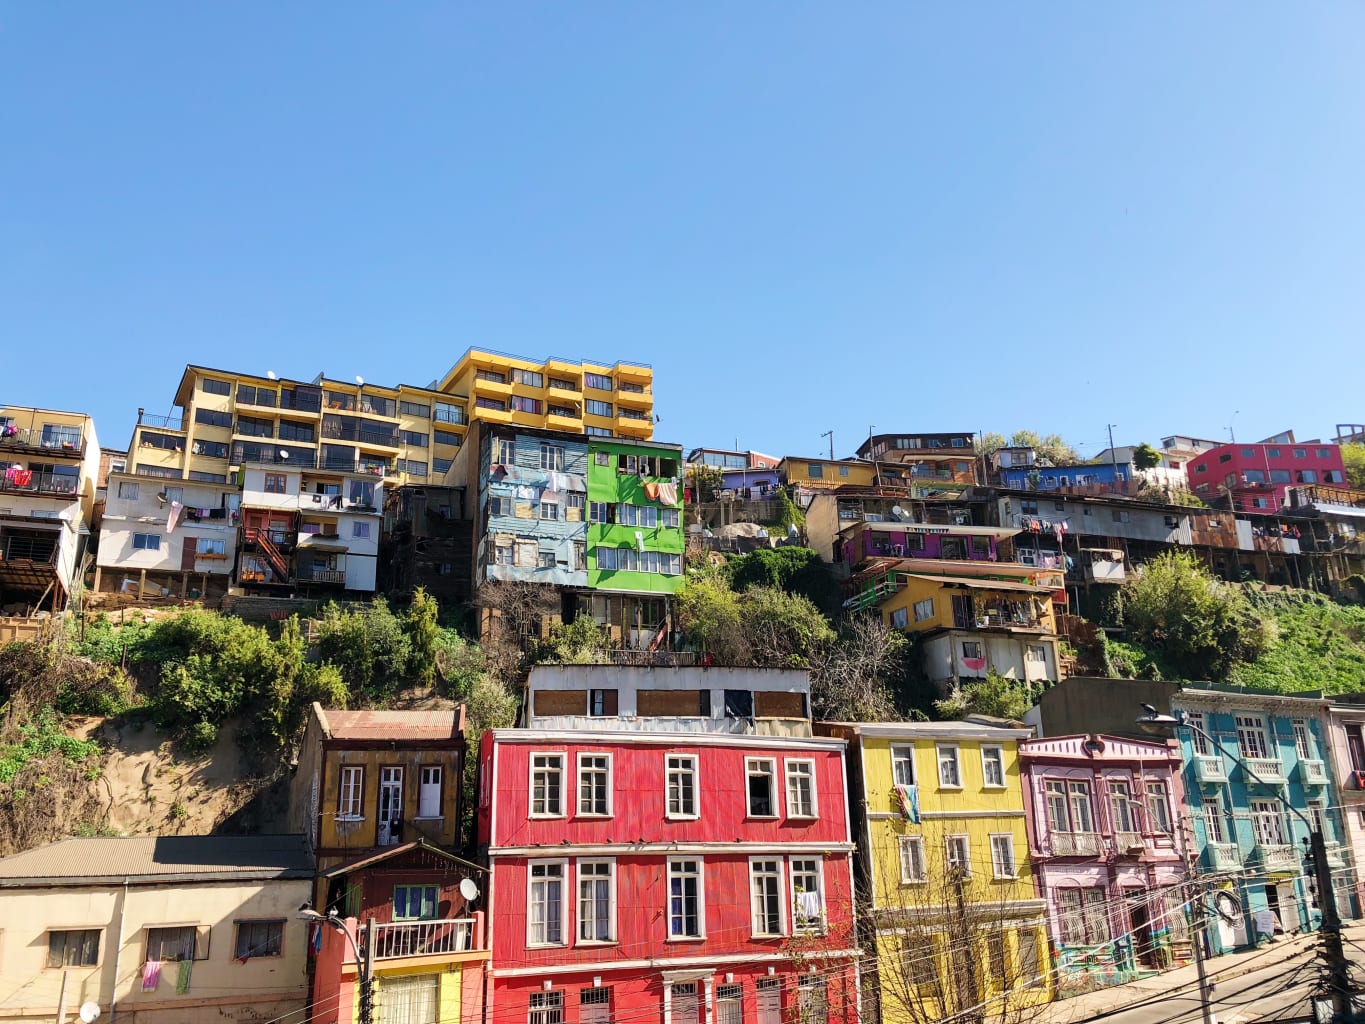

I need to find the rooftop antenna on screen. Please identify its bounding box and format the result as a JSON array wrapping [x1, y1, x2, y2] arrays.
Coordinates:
[[1228, 411, 1239, 444], [355, 375, 365, 386], [821, 430, 834, 460]]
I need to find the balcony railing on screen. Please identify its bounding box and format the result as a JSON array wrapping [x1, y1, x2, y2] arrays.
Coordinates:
[[1243, 757, 1286, 784], [1297, 758, 1328, 786], [1050, 832, 1103, 857], [1193, 755, 1228, 784], [361, 918, 477, 961], [0, 535, 60, 564], [1257, 844, 1301, 872], [1113, 831, 1145, 853], [321, 423, 401, 447], [0, 472, 79, 498], [0, 426, 86, 457], [298, 568, 346, 584], [1206, 843, 1241, 870]]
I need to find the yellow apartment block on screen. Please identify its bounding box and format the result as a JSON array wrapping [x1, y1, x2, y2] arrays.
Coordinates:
[[817, 720, 1053, 1024], [434, 348, 654, 443]]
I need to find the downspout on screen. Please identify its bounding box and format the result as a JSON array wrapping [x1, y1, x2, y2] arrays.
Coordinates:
[[108, 878, 130, 1024]]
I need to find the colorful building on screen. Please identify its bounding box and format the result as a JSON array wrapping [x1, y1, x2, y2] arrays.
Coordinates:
[[1323, 695, 1365, 916], [0, 404, 101, 612], [1186, 441, 1346, 514], [1175, 688, 1352, 951], [0, 835, 312, 1024], [1018, 734, 1192, 995], [434, 348, 654, 441], [816, 719, 1051, 1024], [855, 432, 979, 488], [480, 666, 861, 1024]]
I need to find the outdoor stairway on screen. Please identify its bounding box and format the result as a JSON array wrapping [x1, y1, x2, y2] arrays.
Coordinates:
[[244, 527, 290, 580]]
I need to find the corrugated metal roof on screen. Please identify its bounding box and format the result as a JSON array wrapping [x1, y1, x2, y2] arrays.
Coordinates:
[[323, 707, 465, 740], [0, 835, 314, 887]]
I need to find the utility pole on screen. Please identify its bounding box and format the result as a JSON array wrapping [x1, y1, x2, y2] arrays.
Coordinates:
[[821, 430, 834, 461], [359, 917, 376, 1024], [1107, 423, 1121, 493], [1187, 879, 1217, 1024], [1309, 828, 1351, 1023]]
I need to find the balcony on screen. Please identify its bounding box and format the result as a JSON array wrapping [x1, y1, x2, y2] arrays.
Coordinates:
[[1193, 755, 1228, 785], [1113, 831, 1146, 855], [613, 359, 652, 383], [360, 918, 479, 961], [616, 386, 652, 408], [298, 568, 346, 584], [1242, 757, 1286, 785], [0, 426, 86, 459], [0, 471, 79, 499], [321, 423, 401, 448], [1205, 843, 1241, 870], [1050, 832, 1104, 857], [1296, 758, 1328, 786], [1256, 843, 1301, 873]]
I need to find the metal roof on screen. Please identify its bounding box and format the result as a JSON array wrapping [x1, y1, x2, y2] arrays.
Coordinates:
[[322, 707, 466, 740], [0, 834, 314, 887]]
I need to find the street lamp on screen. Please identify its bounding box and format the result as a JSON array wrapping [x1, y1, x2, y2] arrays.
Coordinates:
[[300, 907, 375, 1024], [1137, 705, 1352, 1024]]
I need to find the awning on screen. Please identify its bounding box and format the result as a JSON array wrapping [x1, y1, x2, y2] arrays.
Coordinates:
[[903, 573, 1055, 595]]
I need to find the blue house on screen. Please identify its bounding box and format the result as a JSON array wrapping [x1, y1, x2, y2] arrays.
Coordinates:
[[1000, 461, 1130, 492], [1173, 688, 1350, 953]]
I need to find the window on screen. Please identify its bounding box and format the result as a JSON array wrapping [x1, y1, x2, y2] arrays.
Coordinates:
[[117, 480, 140, 500], [913, 598, 934, 621], [585, 426, 613, 437], [1025, 644, 1047, 664], [47, 929, 100, 968], [512, 396, 543, 414], [1109, 780, 1135, 833], [233, 920, 284, 959], [1235, 714, 1269, 759], [433, 457, 453, 475], [750, 859, 784, 936], [791, 858, 823, 932], [1057, 889, 1109, 945], [587, 501, 611, 523], [1294, 448, 1307, 459], [475, 396, 506, 411], [798, 976, 828, 1024], [146, 925, 202, 962], [667, 859, 704, 938], [237, 384, 276, 407], [394, 885, 438, 920], [786, 759, 816, 818], [890, 746, 916, 788], [577, 861, 615, 942], [578, 754, 611, 816], [528, 862, 566, 945], [400, 400, 430, 418], [961, 640, 982, 660], [514, 369, 544, 388], [716, 985, 742, 1024], [1203, 798, 1227, 844], [196, 537, 227, 556], [747, 758, 777, 816], [1146, 781, 1172, 834], [398, 459, 427, 477], [581, 988, 612, 1024], [201, 377, 231, 395], [937, 744, 961, 788], [617, 503, 658, 527], [1068, 781, 1094, 832], [494, 542, 514, 565], [338, 766, 364, 819], [1293, 719, 1314, 760], [585, 373, 613, 391], [132, 533, 161, 551], [351, 521, 371, 539], [188, 470, 228, 484], [667, 755, 698, 818], [890, 607, 908, 629], [898, 835, 926, 883], [589, 688, 617, 716], [401, 429, 429, 448], [1297, 469, 1318, 484], [1250, 800, 1287, 846], [539, 501, 559, 521], [946, 835, 971, 875], [529, 992, 564, 1024], [807, 462, 824, 478], [195, 408, 232, 428], [415, 765, 442, 818], [1045, 780, 1069, 832], [990, 834, 1017, 878], [531, 754, 565, 817], [661, 506, 680, 528], [1186, 712, 1211, 755], [981, 745, 1005, 787], [538, 550, 556, 569], [1318, 447, 1333, 459], [435, 401, 464, 425], [261, 472, 288, 494], [535, 444, 567, 472], [586, 400, 613, 417]]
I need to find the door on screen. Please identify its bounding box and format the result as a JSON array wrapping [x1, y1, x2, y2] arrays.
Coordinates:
[[378, 767, 403, 846], [379, 973, 439, 1024], [1128, 895, 1155, 965], [181, 537, 197, 571], [952, 594, 975, 629], [1277, 883, 1300, 933], [756, 979, 781, 1024], [671, 983, 701, 1024]]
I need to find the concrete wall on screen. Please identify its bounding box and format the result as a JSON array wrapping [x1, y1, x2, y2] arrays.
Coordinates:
[[1031, 678, 1181, 740]]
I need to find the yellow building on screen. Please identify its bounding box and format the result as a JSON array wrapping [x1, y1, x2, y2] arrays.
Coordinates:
[[0, 405, 101, 612], [816, 721, 1052, 1024], [778, 455, 881, 489], [434, 348, 654, 443], [0, 835, 312, 1024]]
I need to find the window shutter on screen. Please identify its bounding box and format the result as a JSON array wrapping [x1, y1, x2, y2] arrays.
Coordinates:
[[194, 925, 211, 960]]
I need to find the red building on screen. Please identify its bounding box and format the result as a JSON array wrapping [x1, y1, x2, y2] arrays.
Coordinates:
[[1186, 441, 1345, 514], [478, 666, 861, 1024]]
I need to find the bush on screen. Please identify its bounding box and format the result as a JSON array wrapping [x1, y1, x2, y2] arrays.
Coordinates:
[[405, 588, 442, 689], [316, 599, 412, 701], [532, 618, 612, 665], [934, 671, 1035, 721]]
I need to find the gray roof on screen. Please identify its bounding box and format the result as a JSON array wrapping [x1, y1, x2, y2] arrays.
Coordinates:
[[0, 834, 314, 888]]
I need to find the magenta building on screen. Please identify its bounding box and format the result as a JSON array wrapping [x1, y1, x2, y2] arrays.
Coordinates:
[[1019, 734, 1193, 995]]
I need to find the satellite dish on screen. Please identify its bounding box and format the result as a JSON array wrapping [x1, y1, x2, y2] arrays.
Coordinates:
[[79, 1003, 101, 1023], [279, 450, 289, 460], [355, 375, 365, 386], [891, 505, 909, 521], [266, 370, 277, 380], [459, 877, 480, 902]]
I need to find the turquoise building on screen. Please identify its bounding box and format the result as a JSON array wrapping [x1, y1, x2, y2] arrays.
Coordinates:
[[1173, 687, 1353, 953]]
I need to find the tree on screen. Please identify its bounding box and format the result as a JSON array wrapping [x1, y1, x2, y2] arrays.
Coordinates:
[[686, 464, 724, 504], [739, 587, 836, 668], [1008, 430, 1080, 466], [405, 587, 442, 689], [977, 433, 1008, 459], [1132, 442, 1163, 471], [532, 617, 612, 665], [933, 671, 1034, 722], [729, 547, 839, 616], [1121, 550, 1273, 680], [1341, 443, 1365, 490], [810, 614, 908, 722], [676, 567, 748, 664], [474, 581, 562, 682]]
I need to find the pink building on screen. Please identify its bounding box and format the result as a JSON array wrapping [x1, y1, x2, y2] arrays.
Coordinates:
[[1018, 734, 1191, 996], [1186, 442, 1346, 514], [478, 666, 861, 1024]]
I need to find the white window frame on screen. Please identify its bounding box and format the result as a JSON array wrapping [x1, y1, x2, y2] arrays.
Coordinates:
[[1292, 719, 1314, 760], [576, 859, 616, 944], [577, 752, 613, 818], [337, 765, 364, 820], [1186, 712, 1212, 756], [746, 757, 778, 818], [898, 835, 926, 884], [789, 855, 825, 934], [1202, 798, 1226, 844], [946, 834, 972, 876], [530, 752, 566, 819], [416, 765, 442, 819], [527, 860, 568, 948], [666, 858, 705, 940], [989, 833, 1017, 879], [785, 758, 817, 819], [913, 597, 934, 621], [937, 744, 962, 789], [891, 745, 916, 787], [117, 481, 140, 500], [666, 754, 699, 820], [1145, 780, 1172, 835], [749, 857, 786, 938], [529, 991, 564, 1024], [981, 745, 1006, 788], [1235, 714, 1270, 760]]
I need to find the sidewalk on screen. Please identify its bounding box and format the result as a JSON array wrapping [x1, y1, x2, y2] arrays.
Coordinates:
[[1043, 923, 1365, 1024]]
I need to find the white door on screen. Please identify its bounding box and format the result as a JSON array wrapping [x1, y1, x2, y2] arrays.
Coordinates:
[[418, 766, 441, 818], [378, 767, 403, 846], [380, 974, 439, 1024], [1279, 883, 1301, 933], [671, 983, 700, 1024]]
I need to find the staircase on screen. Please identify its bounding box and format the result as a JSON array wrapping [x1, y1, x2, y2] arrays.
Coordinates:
[[245, 527, 290, 581]]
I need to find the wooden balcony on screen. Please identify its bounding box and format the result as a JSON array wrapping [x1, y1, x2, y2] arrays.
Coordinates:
[[299, 568, 346, 585]]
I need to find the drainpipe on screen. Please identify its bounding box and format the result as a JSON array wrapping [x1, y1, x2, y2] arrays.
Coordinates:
[[108, 878, 130, 1024]]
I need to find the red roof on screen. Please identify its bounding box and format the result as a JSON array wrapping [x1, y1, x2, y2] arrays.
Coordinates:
[[321, 706, 465, 741]]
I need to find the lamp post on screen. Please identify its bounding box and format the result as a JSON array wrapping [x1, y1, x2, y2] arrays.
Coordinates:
[[1136, 705, 1351, 1024], [301, 908, 375, 1024]]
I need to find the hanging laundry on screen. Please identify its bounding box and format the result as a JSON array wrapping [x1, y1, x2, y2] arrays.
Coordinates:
[[657, 482, 678, 506], [176, 959, 193, 994], [797, 890, 822, 919], [10, 469, 31, 487], [893, 783, 920, 823], [643, 482, 661, 501], [142, 960, 162, 991], [167, 501, 184, 532]]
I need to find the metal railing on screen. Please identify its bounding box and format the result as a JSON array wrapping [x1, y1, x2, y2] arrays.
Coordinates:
[[0, 535, 59, 564], [299, 568, 346, 584], [0, 426, 86, 456], [1049, 832, 1103, 857], [321, 423, 401, 446], [136, 413, 184, 431], [0, 472, 79, 497], [361, 919, 477, 960]]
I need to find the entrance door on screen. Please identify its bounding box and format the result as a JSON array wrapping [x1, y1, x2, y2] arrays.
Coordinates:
[[671, 983, 701, 1024], [1277, 883, 1300, 933], [378, 767, 403, 846], [181, 537, 197, 571], [1128, 894, 1155, 965], [379, 973, 439, 1024], [952, 594, 975, 629]]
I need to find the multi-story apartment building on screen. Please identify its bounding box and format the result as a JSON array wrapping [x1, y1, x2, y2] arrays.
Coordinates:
[[816, 719, 1051, 1024], [855, 432, 979, 489], [1018, 734, 1191, 994], [1325, 695, 1365, 915], [0, 405, 100, 613], [453, 421, 685, 648], [479, 666, 861, 1024], [1175, 688, 1353, 951], [434, 348, 654, 441], [0, 835, 312, 1024], [1186, 441, 1346, 514]]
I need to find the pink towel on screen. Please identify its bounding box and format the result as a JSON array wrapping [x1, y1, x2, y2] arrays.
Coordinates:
[[142, 959, 162, 991]]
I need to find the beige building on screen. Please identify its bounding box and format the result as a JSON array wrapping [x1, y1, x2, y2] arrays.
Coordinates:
[[0, 835, 312, 1024]]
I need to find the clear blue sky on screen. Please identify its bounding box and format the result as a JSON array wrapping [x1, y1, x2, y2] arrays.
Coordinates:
[[4, 4, 1363, 459]]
